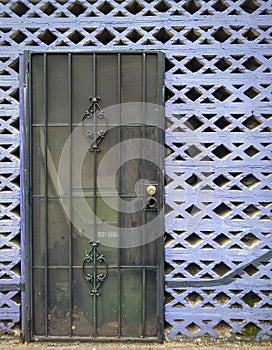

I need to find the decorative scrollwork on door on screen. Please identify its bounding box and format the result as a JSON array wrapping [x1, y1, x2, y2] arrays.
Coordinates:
[[82, 241, 108, 296], [81, 96, 108, 296], [82, 96, 108, 150]]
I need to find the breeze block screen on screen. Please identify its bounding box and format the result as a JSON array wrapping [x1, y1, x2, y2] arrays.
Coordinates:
[[0, 0, 271, 340]]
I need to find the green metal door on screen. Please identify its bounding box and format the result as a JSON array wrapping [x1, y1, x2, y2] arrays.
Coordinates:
[[23, 52, 165, 342]]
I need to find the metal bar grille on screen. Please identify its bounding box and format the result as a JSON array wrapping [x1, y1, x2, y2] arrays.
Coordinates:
[[24, 51, 165, 342]]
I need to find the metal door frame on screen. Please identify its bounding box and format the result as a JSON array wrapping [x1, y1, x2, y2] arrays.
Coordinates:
[[21, 50, 165, 343]]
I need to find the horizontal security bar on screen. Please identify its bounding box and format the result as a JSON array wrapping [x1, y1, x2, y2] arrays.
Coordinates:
[[33, 336, 159, 343], [32, 265, 158, 269], [32, 194, 144, 199]]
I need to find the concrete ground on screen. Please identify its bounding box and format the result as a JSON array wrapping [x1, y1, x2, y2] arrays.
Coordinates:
[[0, 341, 271, 350], [0, 333, 271, 350]]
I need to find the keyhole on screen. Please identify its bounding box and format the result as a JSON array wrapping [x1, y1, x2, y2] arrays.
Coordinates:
[[146, 197, 157, 208]]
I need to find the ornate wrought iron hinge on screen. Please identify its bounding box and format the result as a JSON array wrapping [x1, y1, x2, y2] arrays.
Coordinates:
[[82, 241, 108, 296]]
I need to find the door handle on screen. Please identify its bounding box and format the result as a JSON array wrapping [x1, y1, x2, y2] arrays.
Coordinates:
[[146, 184, 157, 195]]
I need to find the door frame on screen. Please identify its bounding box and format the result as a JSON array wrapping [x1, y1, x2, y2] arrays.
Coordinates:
[[21, 50, 165, 343]]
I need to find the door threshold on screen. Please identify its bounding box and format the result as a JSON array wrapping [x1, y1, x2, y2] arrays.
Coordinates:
[[32, 336, 162, 343]]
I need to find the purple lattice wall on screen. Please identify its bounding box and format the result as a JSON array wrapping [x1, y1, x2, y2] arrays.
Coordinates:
[[0, 0, 271, 340]]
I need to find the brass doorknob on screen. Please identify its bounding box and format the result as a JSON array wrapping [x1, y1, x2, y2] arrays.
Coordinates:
[[146, 185, 157, 196]]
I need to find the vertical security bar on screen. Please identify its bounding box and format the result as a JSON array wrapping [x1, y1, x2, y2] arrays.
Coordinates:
[[92, 53, 97, 338], [142, 53, 146, 337], [24, 52, 33, 342], [28, 54, 33, 341], [20, 53, 26, 340], [81, 54, 108, 337], [68, 53, 73, 337], [43, 53, 49, 337], [117, 52, 121, 338], [157, 51, 165, 343]]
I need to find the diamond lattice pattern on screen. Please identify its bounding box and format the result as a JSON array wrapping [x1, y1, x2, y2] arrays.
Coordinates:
[[0, 0, 271, 340]]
